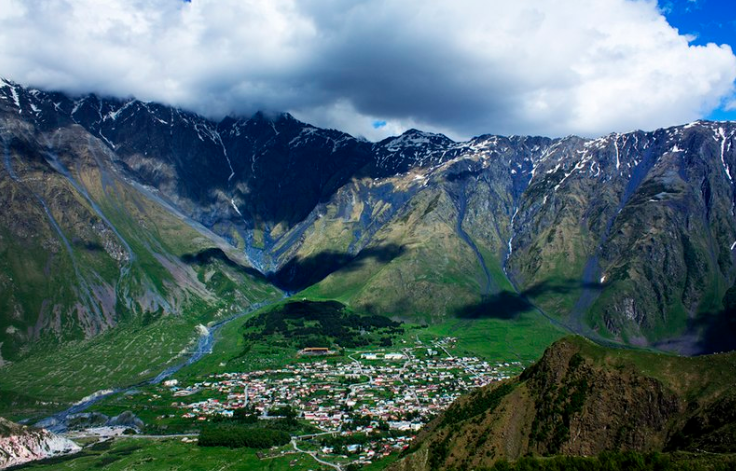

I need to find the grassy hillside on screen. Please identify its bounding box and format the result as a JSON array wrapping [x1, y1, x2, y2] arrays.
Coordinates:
[[392, 336, 736, 471], [0, 127, 280, 420]]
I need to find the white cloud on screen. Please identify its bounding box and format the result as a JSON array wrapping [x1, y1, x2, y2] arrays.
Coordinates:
[[0, 0, 734, 140]]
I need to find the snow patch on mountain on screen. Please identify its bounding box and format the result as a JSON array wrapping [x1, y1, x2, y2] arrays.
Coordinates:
[[8, 85, 21, 113], [231, 198, 243, 216], [716, 127, 733, 184], [104, 100, 135, 122]]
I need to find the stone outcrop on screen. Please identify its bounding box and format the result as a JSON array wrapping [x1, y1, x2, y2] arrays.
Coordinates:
[[0, 417, 80, 469]]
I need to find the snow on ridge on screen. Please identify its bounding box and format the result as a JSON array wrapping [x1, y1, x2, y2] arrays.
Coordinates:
[[553, 171, 573, 192], [531, 146, 556, 178], [104, 100, 135, 122], [574, 155, 590, 171], [332, 135, 351, 153], [716, 127, 734, 184], [288, 127, 319, 147], [386, 134, 431, 147], [613, 136, 621, 171], [70, 98, 84, 116], [382, 129, 451, 150], [507, 208, 519, 258], [546, 163, 562, 174], [589, 160, 601, 177], [192, 124, 236, 181], [584, 136, 608, 149], [97, 131, 115, 149], [231, 198, 243, 216], [9, 85, 21, 112]]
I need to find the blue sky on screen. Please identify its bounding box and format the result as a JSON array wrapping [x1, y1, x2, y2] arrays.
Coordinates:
[[662, 0, 736, 120]]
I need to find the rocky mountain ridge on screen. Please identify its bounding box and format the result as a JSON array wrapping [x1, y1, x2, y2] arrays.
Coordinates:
[[1, 78, 735, 362], [0, 78, 281, 389]]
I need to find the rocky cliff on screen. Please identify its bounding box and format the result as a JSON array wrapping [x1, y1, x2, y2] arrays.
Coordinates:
[[0, 418, 80, 469]]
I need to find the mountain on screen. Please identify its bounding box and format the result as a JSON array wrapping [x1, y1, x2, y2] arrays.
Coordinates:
[[0, 79, 282, 415], [0, 417, 80, 469], [510, 127, 736, 353], [1, 78, 735, 399], [390, 336, 736, 470]]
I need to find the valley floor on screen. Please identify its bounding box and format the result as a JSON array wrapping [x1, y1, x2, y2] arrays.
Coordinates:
[[3, 298, 566, 470], [42, 334, 522, 470]]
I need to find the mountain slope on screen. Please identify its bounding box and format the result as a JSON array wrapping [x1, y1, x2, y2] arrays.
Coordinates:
[[300, 136, 549, 323], [0, 81, 281, 416], [509, 127, 736, 352], [1, 77, 735, 365], [391, 336, 736, 471]]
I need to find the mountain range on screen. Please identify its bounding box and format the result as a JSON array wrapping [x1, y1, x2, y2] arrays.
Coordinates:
[[1, 78, 735, 404]]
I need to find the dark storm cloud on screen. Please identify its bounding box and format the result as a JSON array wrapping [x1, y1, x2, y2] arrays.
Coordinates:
[[1, 0, 734, 140]]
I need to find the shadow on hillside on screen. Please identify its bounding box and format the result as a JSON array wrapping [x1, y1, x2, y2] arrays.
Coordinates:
[[454, 278, 607, 320], [181, 244, 407, 294], [72, 239, 105, 252], [651, 282, 736, 356], [271, 244, 406, 293], [697, 307, 736, 354], [681, 303, 736, 355], [653, 308, 736, 356], [181, 247, 267, 281], [455, 292, 533, 320], [697, 283, 736, 354]]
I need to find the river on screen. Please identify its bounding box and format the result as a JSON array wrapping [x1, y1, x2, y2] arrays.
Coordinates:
[[34, 299, 279, 433]]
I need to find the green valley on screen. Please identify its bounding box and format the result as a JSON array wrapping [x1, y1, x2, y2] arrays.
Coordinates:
[[1, 79, 735, 471]]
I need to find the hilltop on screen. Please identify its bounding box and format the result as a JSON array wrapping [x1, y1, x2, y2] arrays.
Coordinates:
[[391, 336, 736, 470]]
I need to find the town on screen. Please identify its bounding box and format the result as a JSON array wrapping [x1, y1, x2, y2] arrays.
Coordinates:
[[165, 337, 523, 468]]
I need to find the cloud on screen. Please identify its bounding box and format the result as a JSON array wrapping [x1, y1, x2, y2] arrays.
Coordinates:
[[0, 0, 734, 140]]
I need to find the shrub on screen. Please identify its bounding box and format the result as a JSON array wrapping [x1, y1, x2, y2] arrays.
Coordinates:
[[198, 425, 290, 449]]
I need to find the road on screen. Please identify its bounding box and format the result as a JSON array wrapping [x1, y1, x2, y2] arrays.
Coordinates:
[[129, 433, 199, 439], [291, 439, 343, 471], [67, 431, 199, 440]]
